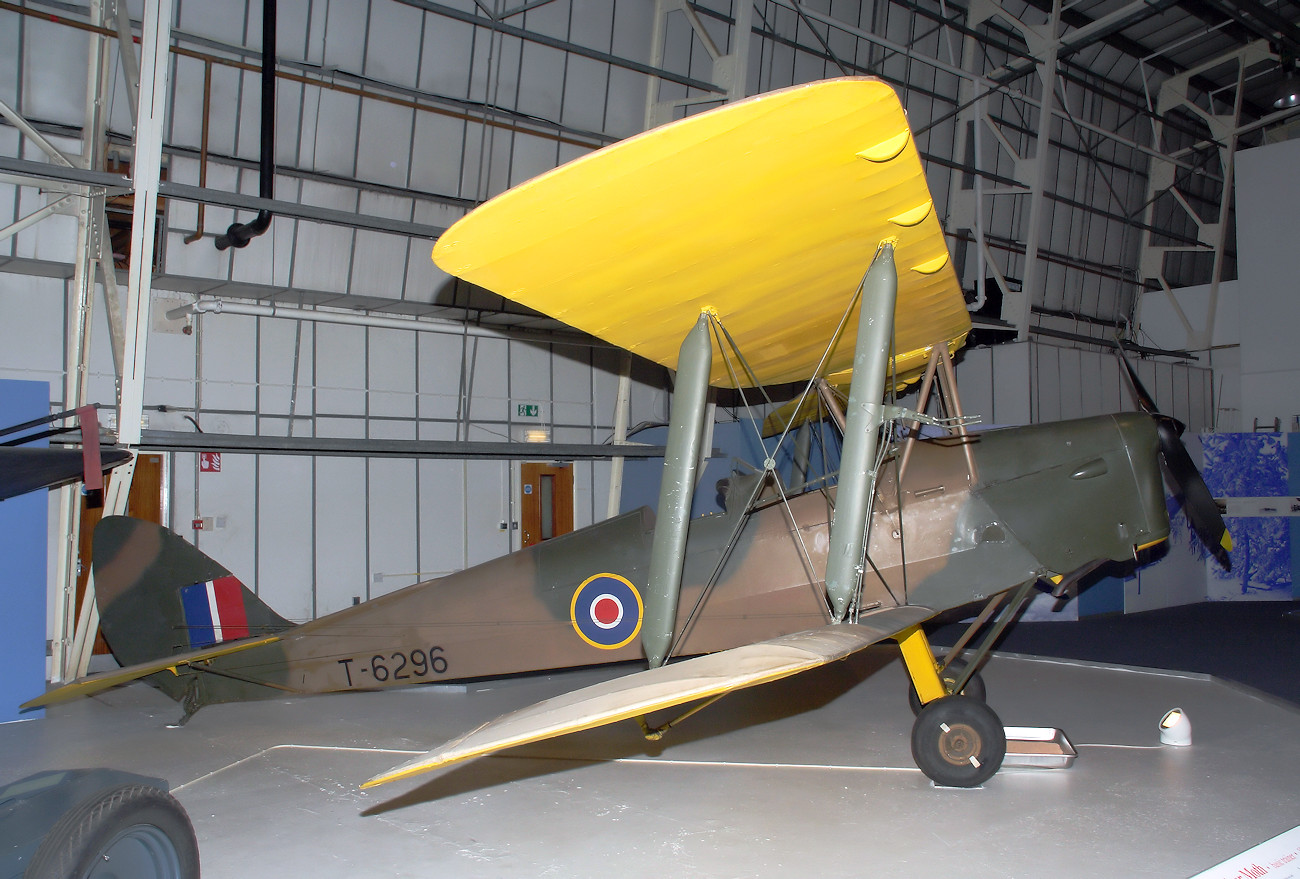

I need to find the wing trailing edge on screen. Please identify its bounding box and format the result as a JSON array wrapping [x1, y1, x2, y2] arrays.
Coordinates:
[[21, 635, 282, 709], [362, 605, 933, 789]]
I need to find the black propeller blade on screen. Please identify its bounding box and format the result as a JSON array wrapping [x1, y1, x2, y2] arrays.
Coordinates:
[[1115, 345, 1232, 570]]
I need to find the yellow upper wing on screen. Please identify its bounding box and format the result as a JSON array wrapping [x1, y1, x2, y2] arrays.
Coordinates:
[[433, 77, 969, 388]]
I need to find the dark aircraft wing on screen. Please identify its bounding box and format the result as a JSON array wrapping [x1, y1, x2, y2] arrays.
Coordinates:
[[0, 446, 133, 502], [363, 605, 933, 789]]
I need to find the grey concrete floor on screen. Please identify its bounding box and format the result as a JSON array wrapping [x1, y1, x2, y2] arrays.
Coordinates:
[[3, 648, 1299, 878]]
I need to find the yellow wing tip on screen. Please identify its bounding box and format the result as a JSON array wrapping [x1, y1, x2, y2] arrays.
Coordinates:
[[1221, 530, 1233, 552]]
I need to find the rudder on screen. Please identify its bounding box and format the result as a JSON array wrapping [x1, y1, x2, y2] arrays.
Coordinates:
[[92, 516, 291, 671]]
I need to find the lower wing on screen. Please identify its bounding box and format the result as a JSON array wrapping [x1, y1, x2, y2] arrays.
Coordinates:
[[363, 605, 933, 789]]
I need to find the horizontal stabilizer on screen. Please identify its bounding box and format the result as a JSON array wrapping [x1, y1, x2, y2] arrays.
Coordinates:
[[21, 635, 281, 709], [363, 605, 932, 789]]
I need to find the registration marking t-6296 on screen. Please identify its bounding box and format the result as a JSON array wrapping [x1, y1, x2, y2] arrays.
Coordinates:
[[336, 647, 448, 687]]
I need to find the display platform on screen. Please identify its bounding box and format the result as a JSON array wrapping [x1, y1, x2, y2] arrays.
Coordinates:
[[3, 648, 1297, 878]]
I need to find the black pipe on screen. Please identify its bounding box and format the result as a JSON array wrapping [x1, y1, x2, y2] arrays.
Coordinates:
[[216, 0, 275, 250]]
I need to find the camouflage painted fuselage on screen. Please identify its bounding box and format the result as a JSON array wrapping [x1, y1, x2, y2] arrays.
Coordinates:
[[94, 412, 1167, 709]]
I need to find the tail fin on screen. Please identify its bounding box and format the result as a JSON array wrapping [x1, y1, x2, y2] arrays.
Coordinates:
[[93, 516, 291, 669]]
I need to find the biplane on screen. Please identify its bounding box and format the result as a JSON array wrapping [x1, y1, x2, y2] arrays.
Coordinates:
[[25, 78, 1231, 792]]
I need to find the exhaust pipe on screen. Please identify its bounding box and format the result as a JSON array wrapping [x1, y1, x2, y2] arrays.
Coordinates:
[[216, 0, 275, 250]]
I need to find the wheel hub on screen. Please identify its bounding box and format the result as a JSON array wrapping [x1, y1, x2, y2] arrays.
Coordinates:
[[937, 721, 982, 767]]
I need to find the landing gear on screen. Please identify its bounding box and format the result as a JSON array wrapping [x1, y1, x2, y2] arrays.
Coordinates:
[[907, 658, 986, 715], [910, 695, 1005, 788]]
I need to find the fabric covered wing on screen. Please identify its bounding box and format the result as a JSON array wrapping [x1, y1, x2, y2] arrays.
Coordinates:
[[363, 606, 933, 789], [431, 78, 968, 389]]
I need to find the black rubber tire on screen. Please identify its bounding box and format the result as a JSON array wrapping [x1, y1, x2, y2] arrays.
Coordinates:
[[911, 694, 1006, 788], [24, 783, 199, 879], [908, 658, 987, 715]]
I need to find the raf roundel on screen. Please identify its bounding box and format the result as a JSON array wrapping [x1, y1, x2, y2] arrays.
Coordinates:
[[570, 573, 643, 650]]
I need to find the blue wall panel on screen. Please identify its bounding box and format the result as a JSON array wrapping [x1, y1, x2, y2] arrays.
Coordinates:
[[0, 380, 49, 723]]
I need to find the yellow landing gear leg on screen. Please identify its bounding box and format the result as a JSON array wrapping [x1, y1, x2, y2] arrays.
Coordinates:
[[898, 624, 1006, 787], [897, 625, 945, 706]]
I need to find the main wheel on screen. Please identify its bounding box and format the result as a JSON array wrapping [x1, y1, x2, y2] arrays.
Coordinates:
[[25, 783, 199, 879], [908, 658, 987, 715], [911, 694, 1006, 788]]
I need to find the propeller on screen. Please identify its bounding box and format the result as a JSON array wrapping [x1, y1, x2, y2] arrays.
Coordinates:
[[1114, 344, 1232, 570]]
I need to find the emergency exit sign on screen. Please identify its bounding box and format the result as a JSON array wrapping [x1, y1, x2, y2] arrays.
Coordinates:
[[517, 403, 541, 418]]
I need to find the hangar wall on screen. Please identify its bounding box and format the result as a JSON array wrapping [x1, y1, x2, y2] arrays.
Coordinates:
[[0, 269, 672, 623]]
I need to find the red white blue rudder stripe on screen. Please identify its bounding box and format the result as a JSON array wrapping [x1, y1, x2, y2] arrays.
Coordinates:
[[180, 576, 250, 649], [570, 573, 643, 650]]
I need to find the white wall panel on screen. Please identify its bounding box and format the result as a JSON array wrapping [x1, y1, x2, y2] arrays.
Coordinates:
[[0, 15, 18, 106], [508, 131, 561, 188], [20, 20, 85, 125], [143, 315, 199, 411], [516, 42, 567, 122], [1078, 347, 1103, 418], [991, 342, 1031, 425], [367, 447, 419, 597], [291, 188, 355, 293], [198, 312, 258, 412], [954, 346, 994, 426], [604, 65, 646, 139], [364, 1, 423, 85], [509, 340, 551, 403], [1057, 346, 1083, 421], [416, 15, 475, 97], [368, 327, 416, 418], [465, 335, 508, 422], [255, 316, 311, 415], [402, 211, 457, 297], [1098, 351, 1123, 416], [0, 275, 63, 388], [610, 1, 653, 63], [314, 322, 367, 416], [417, 333, 465, 422], [1231, 138, 1300, 430], [177, 0, 249, 47], [409, 112, 468, 197], [560, 55, 613, 133], [350, 227, 410, 300], [464, 459, 512, 565], [169, 58, 208, 152], [321, 0, 368, 74], [355, 102, 415, 188], [16, 156, 78, 260], [1033, 343, 1060, 423], [309, 90, 362, 175], [171, 451, 197, 534], [193, 433, 257, 592], [256, 454, 315, 619], [553, 346, 593, 407], [314, 456, 368, 615], [233, 66, 271, 163], [417, 419, 467, 577]]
